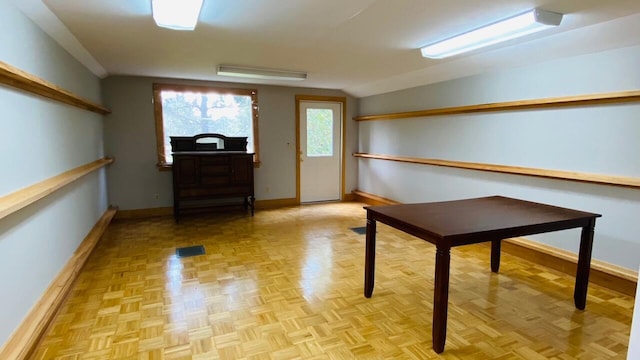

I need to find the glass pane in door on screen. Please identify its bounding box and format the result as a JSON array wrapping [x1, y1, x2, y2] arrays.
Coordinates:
[[306, 109, 333, 157]]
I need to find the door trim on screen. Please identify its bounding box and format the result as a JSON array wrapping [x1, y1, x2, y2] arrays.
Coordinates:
[[295, 95, 347, 204]]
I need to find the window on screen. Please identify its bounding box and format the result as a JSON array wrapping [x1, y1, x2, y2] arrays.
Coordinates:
[[152, 83, 259, 168], [306, 108, 333, 157]]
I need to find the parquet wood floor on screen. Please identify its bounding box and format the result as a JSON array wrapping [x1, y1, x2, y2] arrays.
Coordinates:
[[31, 202, 634, 359]]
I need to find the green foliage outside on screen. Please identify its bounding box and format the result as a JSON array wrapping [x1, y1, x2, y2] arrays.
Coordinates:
[[306, 109, 333, 157], [161, 91, 254, 162]]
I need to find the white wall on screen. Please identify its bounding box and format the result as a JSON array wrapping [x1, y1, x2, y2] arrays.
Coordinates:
[[0, 0, 108, 347], [358, 44, 640, 270], [628, 265, 640, 358], [101, 76, 359, 210]]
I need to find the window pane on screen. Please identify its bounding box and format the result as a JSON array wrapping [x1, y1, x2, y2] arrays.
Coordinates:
[[306, 109, 333, 157], [160, 90, 254, 163]]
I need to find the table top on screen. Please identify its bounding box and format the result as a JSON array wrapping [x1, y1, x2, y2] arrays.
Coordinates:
[[365, 196, 601, 246]]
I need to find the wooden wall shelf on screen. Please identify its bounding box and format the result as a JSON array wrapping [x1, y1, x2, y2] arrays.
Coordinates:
[[0, 207, 116, 360], [354, 153, 640, 189], [0, 61, 111, 115], [354, 90, 640, 121], [0, 158, 114, 221]]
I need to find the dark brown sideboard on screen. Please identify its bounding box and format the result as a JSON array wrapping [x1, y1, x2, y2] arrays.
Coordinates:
[[170, 134, 255, 221]]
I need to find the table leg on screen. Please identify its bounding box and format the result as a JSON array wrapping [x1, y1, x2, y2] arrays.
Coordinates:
[[433, 246, 451, 353], [491, 239, 501, 273], [364, 217, 377, 298], [574, 219, 595, 310]]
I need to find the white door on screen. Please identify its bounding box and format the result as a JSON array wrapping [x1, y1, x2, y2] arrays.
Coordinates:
[[299, 101, 342, 203]]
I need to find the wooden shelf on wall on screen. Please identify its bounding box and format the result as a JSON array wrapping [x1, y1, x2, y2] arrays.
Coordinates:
[[0, 207, 117, 360], [0, 61, 111, 115], [0, 158, 114, 221], [353, 90, 640, 121], [354, 153, 640, 189]]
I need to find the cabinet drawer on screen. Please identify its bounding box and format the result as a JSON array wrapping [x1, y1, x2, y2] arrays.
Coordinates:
[[200, 157, 229, 165], [179, 186, 250, 198], [201, 176, 230, 186], [201, 165, 229, 175]]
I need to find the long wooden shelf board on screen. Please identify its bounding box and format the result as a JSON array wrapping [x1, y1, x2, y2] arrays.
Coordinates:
[[0, 61, 111, 115], [0, 207, 117, 360], [354, 90, 640, 121], [354, 153, 640, 189], [503, 237, 638, 283], [352, 190, 400, 206], [0, 158, 113, 221]]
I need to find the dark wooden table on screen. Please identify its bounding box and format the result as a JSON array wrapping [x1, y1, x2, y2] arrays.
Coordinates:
[[363, 195, 601, 353]]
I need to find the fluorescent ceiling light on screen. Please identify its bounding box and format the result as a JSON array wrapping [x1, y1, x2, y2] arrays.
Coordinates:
[[420, 9, 563, 59], [217, 65, 308, 81], [152, 0, 203, 31]]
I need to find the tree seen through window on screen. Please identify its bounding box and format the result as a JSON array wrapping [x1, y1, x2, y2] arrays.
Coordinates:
[[306, 108, 333, 157], [153, 84, 258, 166]]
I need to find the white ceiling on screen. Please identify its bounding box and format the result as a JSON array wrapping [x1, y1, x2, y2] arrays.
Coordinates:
[[12, 0, 640, 97]]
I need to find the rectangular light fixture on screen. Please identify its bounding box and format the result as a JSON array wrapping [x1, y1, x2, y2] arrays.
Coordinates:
[[152, 0, 203, 31], [217, 65, 308, 81], [420, 9, 563, 59]]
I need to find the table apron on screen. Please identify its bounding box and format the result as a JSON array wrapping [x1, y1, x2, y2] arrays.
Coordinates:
[[369, 213, 595, 248]]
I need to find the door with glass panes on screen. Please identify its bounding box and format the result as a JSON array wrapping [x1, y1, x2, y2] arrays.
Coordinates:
[[299, 101, 342, 203]]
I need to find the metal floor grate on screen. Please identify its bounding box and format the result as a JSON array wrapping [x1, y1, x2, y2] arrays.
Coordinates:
[[350, 226, 367, 235], [176, 245, 205, 258]]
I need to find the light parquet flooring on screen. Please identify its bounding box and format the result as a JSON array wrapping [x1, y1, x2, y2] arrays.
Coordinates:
[[31, 202, 634, 359]]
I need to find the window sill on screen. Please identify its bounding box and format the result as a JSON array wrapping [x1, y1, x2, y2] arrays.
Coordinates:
[[156, 163, 172, 172]]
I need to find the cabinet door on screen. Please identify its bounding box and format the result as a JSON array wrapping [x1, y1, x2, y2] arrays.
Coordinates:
[[230, 156, 252, 184], [174, 156, 199, 187]]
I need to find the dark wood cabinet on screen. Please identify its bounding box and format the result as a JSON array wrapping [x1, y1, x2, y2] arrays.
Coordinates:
[[170, 134, 255, 221]]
